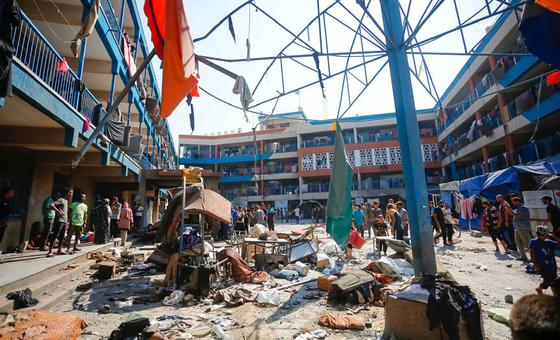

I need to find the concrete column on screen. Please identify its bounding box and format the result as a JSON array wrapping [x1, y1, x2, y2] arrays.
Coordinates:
[[23, 164, 56, 249], [494, 75, 515, 165]]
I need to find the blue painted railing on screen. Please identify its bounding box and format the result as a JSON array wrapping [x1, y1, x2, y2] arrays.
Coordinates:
[[100, 0, 121, 43], [12, 11, 100, 123]]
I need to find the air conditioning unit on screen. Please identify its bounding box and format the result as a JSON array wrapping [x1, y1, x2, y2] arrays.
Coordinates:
[[210, 132, 216, 136], [217, 131, 223, 136]]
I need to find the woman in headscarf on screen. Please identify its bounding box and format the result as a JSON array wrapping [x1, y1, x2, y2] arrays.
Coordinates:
[[92, 199, 111, 244], [118, 202, 133, 246]]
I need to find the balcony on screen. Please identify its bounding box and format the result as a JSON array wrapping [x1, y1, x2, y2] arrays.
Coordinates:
[[13, 11, 100, 125], [437, 55, 531, 136], [12, 9, 173, 169]]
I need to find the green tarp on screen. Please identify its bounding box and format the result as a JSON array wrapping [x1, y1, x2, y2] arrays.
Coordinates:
[[326, 123, 353, 250]]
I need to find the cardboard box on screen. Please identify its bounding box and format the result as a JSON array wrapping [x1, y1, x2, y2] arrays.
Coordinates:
[[384, 294, 482, 340], [97, 261, 117, 280]]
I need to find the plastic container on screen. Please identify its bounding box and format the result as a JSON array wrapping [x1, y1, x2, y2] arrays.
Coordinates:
[[317, 275, 337, 291], [294, 261, 309, 276]]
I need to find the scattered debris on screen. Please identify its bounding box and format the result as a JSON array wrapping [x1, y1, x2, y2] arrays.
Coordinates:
[[5, 288, 39, 309], [318, 312, 365, 330], [505, 295, 514, 304]]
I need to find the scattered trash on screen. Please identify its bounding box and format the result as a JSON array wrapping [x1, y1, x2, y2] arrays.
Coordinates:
[[256, 290, 281, 306], [506, 264, 513, 268], [6, 288, 39, 309], [470, 231, 482, 238], [487, 308, 510, 325], [295, 329, 328, 339], [318, 312, 365, 330], [505, 295, 514, 304], [294, 261, 309, 276], [505, 287, 512, 291], [475, 263, 488, 271], [98, 305, 112, 314], [191, 325, 212, 337], [162, 290, 185, 306], [114, 299, 133, 308], [108, 313, 150, 340], [212, 324, 226, 339], [183, 293, 194, 303]]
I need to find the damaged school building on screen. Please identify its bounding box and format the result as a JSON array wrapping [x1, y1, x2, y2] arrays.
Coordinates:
[[0, 0, 178, 252]]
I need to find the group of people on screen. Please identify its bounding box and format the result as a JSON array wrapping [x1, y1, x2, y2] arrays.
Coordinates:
[[40, 190, 139, 257], [232, 203, 278, 232], [351, 199, 410, 255], [479, 194, 559, 295]]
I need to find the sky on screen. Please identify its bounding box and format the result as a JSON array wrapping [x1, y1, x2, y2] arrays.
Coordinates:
[[136, 0, 510, 148]]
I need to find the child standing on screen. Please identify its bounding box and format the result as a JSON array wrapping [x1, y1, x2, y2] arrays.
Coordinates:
[[529, 225, 558, 295]]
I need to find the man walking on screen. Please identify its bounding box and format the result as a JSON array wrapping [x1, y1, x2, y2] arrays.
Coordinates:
[[110, 197, 122, 239], [512, 197, 532, 262], [255, 204, 266, 225], [266, 204, 277, 231], [353, 204, 366, 238], [497, 194, 515, 249], [542, 195, 560, 242], [529, 226, 558, 295], [40, 192, 57, 251], [482, 201, 510, 253], [387, 203, 404, 240], [433, 200, 452, 245], [66, 194, 87, 254], [293, 206, 300, 224], [47, 188, 73, 257], [396, 201, 409, 237]]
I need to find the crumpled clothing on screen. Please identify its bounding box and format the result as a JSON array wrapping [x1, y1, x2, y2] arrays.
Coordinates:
[[6, 288, 39, 309], [71, 0, 99, 57], [421, 275, 483, 340], [232, 75, 254, 110], [318, 312, 365, 330], [217, 248, 269, 284], [56, 58, 69, 73], [213, 287, 258, 306]]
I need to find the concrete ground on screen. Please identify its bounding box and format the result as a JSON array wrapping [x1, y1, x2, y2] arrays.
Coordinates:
[[3, 223, 554, 339]]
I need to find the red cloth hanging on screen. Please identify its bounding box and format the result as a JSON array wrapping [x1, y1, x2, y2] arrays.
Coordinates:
[[546, 70, 560, 87], [348, 230, 365, 249], [57, 58, 69, 73], [82, 118, 91, 133]]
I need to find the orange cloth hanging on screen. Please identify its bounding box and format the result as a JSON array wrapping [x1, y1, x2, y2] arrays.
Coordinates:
[[160, 0, 198, 118], [536, 0, 560, 13]]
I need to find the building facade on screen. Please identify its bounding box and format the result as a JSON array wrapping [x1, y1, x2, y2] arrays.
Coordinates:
[[436, 5, 560, 181], [179, 110, 442, 213], [0, 0, 176, 251]]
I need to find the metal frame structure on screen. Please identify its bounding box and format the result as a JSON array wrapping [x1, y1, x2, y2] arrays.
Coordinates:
[[191, 0, 535, 276]]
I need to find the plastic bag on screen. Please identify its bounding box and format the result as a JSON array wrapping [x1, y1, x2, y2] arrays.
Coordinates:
[[256, 290, 281, 306], [319, 241, 341, 255], [250, 224, 268, 238], [162, 290, 185, 306]]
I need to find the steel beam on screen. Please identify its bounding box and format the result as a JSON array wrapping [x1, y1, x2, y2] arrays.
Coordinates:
[[380, 0, 436, 276]]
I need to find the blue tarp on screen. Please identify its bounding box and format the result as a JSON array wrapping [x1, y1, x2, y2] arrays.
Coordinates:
[[443, 154, 560, 199]]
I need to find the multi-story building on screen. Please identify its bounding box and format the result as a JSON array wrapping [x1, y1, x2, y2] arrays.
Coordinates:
[[436, 5, 560, 181], [179, 110, 442, 213], [0, 0, 176, 251]]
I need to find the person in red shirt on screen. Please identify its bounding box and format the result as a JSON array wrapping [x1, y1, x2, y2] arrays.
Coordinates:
[[496, 194, 515, 250]]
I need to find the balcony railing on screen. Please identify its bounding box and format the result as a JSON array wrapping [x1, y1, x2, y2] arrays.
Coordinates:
[[12, 11, 100, 124], [100, 0, 121, 43], [437, 55, 528, 134]]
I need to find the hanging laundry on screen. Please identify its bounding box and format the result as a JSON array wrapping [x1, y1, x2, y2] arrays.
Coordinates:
[[71, 0, 100, 58], [122, 30, 137, 77], [246, 38, 251, 61], [82, 118, 91, 133], [536, 0, 560, 13], [189, 103, 195, 133], [0, 0, 21, 99], [547, 70, 560, 87], [232, 75, 254, 111], [228, 15, 236, 43], [312, 52, 326, 98], [56, 58, 69, 73]]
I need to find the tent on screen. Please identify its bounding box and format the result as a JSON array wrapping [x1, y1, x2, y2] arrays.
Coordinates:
[[441, 155, 560, 200]]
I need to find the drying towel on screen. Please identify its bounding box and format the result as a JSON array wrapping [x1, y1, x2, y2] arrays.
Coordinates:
[[232, 75, 254, 110]]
